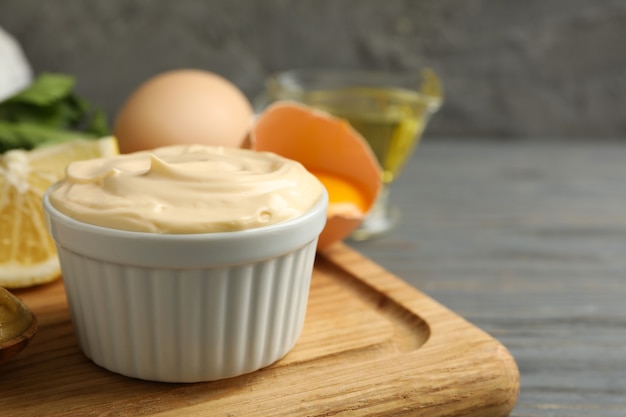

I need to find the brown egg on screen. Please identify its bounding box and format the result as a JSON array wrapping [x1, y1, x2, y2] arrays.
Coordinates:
[[252, 101, 382, 250], [114, 69, 253, 153]]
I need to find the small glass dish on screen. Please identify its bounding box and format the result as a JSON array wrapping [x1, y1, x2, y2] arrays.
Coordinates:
[[257, 68, 443, 239]]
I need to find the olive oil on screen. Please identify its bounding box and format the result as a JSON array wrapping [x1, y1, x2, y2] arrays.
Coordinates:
[[310, 87, 430, 184], [261, 68, 443, 238]]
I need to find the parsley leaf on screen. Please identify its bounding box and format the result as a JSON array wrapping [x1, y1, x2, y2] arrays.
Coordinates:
[[0, 73, 109, 153]]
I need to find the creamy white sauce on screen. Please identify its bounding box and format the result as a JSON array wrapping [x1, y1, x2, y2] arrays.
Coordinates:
[[49, 144, 324, 233]]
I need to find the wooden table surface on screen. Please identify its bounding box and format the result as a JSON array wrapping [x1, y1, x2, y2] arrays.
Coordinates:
[[348, 139, 626, 417]]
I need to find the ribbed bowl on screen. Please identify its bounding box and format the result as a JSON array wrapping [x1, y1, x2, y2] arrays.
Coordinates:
[[43, 189, 327, 383]]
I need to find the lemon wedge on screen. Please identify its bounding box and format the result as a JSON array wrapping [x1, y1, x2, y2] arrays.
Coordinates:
[[0, 136, 118, 288]]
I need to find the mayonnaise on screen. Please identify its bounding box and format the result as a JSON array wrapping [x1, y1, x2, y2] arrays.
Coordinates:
[[49, 144, 325, 233]]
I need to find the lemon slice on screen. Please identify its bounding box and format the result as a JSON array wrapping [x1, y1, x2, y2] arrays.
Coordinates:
[[0, 136, 118, 288]]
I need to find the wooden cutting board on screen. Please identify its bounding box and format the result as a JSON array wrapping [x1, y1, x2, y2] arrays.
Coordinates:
[[0, 243, 519, 416]]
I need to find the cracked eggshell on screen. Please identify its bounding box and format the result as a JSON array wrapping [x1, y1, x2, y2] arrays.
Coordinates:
[[252, 101, 382, 249]]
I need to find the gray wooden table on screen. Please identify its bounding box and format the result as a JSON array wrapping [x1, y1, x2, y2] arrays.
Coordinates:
[[348, 139, 626, 417]]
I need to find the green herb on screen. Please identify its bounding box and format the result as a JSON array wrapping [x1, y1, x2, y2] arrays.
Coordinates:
[[0, 73, 109, 153]]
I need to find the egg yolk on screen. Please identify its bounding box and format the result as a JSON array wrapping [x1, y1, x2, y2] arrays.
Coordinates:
[[309, 170, 369, 217]]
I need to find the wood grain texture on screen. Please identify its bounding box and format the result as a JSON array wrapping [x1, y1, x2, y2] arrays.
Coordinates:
[[349, 139, 626, 417], [0, 243, 518, 416]]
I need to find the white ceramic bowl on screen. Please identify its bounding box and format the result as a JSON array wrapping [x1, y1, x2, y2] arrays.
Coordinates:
[[43, 187, 327, 383]]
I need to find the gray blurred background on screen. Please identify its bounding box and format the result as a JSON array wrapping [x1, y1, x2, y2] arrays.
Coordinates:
[[1, 0, 624, 140]]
